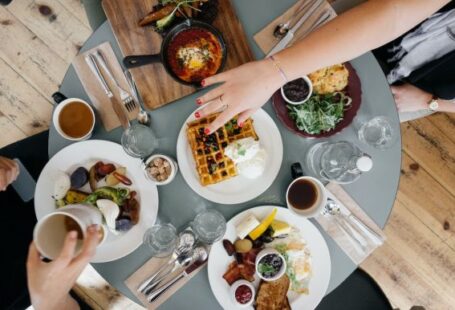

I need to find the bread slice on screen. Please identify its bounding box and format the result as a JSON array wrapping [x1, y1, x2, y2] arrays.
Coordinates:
[[255, 275, 291, 310]]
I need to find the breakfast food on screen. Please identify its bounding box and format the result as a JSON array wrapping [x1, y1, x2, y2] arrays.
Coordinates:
[[255, 275, 291, 310], [186, 114, 258, 186], [167, 27, 223, 83], [146, 156, 173, 182], [282, 77, 311, 102], [54, 161, 139, 233], [308, 64, 349, 94], [224, 137, 267, 179]]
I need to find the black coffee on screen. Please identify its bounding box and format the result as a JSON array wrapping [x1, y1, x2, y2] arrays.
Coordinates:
[[288, 179, 318, 210]]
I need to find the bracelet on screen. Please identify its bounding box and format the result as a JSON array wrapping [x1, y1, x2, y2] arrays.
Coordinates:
[[268, 55, 288, 83]]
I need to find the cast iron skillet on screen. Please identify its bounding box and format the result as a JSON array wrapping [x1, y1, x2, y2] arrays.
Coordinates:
[[123, 19, 227, 86]]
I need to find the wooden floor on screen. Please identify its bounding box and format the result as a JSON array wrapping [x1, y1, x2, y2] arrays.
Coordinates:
[[1, 1, 454, 309]]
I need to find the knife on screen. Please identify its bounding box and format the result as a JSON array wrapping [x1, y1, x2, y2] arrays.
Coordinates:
[[86, 53, 130, 129], [266, 0, 324, 57], [146, 256, 208, 303]]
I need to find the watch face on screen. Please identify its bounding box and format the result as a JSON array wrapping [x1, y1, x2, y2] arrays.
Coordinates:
[[429, 100, 439, 111]]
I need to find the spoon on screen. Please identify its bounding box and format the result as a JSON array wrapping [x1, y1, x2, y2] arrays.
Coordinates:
[[273, 0, 313, 38], [124, 70, 151, 126]]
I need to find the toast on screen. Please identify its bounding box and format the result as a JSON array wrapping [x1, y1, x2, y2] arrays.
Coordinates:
[[255, 275, 291, 310]]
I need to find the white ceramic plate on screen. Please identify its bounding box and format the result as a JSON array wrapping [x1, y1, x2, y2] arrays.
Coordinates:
[[34, 140, 159, 263], [176, 109, 283, 204], [208, 206, 331, 310]]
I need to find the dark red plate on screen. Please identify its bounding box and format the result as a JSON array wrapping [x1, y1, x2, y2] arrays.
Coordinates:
[[272, 62, 362, 138]]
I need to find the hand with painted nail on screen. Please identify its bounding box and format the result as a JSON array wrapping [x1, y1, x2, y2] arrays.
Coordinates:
[[0, 156, 19, 191], [195, 59, 284, 134], [26, 225, 100, 310]]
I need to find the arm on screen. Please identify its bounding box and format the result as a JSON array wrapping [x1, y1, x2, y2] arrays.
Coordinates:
[[197, 0, 450, 132], [392, 83, 455, 113], [0, 156, 19, 191]]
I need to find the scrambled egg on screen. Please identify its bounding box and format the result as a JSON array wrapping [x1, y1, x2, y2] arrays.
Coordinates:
[[177, 46, 210, 70], [308, 64, 349, 94]]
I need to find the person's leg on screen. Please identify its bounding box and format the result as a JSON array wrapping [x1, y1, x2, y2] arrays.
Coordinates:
[[82, 0, 107, 31]]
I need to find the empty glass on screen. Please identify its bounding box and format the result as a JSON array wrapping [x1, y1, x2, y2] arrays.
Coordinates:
[[357, 116, 397, 150], [143, 223, 178, 257], [191, 209, 226, 244], [121, 123, 158, 158]]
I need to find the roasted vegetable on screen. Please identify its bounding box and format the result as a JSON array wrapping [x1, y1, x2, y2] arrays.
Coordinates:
[[223, 239, 235, 256], [96, 163, 116, 177], [89, 166, 98, 192], [84, 186, 130, 206], [65, 189, 90, 204], [234, 239, 253, 253], [122, 197, 140, 225], [139, 4, 176, 27], [70, 167, 89, 188], [115, 218, 133, 231], [105, 167, 127, 186], [113, 172, 132, 186]]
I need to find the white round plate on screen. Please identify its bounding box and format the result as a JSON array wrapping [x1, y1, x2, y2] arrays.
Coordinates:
[[208, 206, 331, 310], [176, 109, 283, 204], [34, 140, 159, 263]]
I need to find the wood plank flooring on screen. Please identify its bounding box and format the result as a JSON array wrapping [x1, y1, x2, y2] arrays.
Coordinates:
[[1, 1, 454, 309]]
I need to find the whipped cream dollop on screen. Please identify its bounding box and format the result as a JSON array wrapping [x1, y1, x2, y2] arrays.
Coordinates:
[[225, 138, 267, 179]]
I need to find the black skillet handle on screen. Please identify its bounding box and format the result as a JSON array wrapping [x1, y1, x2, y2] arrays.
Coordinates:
[[291, 162, 304, 180], [123, 54, 161, 68]]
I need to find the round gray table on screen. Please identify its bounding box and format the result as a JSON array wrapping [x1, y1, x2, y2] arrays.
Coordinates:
[[51, 0, 401, 308]]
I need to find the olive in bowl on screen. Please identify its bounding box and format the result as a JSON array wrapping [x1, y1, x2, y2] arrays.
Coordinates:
[[229, 279, 255, 308], [143, 154, 178, 185], [255, 248, 287, 282], [281, 76, 313, 105]]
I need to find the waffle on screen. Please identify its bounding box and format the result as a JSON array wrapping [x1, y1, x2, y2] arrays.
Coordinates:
[[186, 113, 259, 186]]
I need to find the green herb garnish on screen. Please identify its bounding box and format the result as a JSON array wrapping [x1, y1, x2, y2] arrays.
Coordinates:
[[258, 263, 277, 276], [287, 92, 352, 135]]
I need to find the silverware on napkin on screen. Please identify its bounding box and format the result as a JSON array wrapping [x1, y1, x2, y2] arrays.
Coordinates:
[[267, 0, 325, 57], [124, 70, 151, 126]]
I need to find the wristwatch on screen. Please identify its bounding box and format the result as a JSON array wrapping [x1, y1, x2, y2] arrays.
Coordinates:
[[428, 96, 439, 111]]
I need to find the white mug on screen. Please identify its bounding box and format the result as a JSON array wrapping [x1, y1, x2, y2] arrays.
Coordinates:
[[33, 204, 106, 260], [286, 176, 327, 218], [53, 98, 95, 141]]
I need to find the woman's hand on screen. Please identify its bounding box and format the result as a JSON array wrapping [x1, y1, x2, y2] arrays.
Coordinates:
[[0, 156, 19, 191], [391, 83, 432, 112], [196, 59, 284, 133], [27, 225, 100, 310]]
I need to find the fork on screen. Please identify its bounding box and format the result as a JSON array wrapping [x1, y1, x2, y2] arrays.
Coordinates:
[[94, 50, 137, 112]]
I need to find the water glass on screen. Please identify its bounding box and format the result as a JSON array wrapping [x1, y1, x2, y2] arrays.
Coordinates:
[[121, 123, 158, 158], [143, 223, 178, 257], [191, 209, 226, 244], [357, 116, 397, 149]]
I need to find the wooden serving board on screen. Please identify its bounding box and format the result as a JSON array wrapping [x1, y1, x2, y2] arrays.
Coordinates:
[[103, 0, 254, 110]]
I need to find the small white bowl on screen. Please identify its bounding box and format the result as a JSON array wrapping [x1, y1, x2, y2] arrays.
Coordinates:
[[281, 75, 313, 105], [143, 154, 178, 186], [229, 279, 255, 308], [255, 248, 287, 282]]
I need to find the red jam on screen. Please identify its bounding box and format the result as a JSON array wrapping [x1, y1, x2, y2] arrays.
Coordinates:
[[235, 285, 252, 304]]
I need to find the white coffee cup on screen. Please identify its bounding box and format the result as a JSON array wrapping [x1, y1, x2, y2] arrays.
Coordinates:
[[53, 98, 95, 141], [286, 176, 327, 218], [33, 204, 106, 260]]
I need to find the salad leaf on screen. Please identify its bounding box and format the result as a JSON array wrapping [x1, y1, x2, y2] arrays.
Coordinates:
[[287, 92, 352, 135]]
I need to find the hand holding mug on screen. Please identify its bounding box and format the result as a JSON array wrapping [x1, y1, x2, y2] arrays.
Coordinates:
[[27, 225, 100, 310]]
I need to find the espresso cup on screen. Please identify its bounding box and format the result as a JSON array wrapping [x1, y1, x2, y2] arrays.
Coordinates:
[[52, 97, 95, 141], [286, 163, 328, 218], [33, 204, 106, 260]]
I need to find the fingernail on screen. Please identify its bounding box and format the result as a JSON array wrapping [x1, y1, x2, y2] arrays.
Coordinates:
[[204, 128, 211, 135], [195, 111, 201, 118], [68, 231, 77, 239], [201, 80, 206, 87], [88, 224, 98, 233], [238, 122, 244, 128], [196, 98, 202, 105]]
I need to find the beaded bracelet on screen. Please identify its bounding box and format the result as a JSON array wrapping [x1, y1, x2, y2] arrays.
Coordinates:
[[268, 55, 288, 83]]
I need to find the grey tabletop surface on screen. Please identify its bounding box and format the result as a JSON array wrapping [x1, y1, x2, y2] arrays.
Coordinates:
[[51, 0, 401, 308]]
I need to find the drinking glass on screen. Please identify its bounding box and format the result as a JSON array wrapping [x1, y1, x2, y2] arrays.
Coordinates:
[[121, 123, 158, 158], [191, 209, 226, 244], [143, 223, 178, 257], [357, 116, 397, 149]]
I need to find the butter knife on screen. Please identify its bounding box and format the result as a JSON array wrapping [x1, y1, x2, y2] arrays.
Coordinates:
[[147, 256, 207, 303], [266, 0, 324, 57]]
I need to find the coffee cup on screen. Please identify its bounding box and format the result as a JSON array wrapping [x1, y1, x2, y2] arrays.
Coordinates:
[[52, 94, 95, 141], [286, 163, 327, 218], [33, 204, 106, 260]]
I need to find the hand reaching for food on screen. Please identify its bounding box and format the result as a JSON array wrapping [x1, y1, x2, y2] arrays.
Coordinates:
[[0, 156, 19, 191], [26, 225, 100, 310], [196, 59, 284, 134]]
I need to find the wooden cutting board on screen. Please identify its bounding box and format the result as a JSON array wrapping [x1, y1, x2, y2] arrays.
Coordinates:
[[103, 0, 254, 110]]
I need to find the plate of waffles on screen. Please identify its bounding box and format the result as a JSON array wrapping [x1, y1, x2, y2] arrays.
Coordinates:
[[176, 108, 283, 204]]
